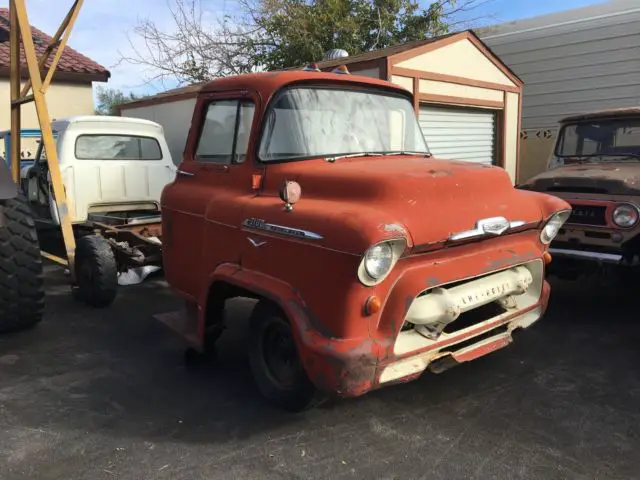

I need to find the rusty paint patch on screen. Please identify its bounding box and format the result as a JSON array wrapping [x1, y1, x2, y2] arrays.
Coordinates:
[[427, 169, 452, 177], [483, 250, 538, 273], [425, 276, 441, 288], [287, 299, 335, 339], [382, 223, 406, 234]]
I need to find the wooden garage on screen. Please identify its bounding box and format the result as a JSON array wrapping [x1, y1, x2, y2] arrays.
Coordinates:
[[314, 30, 524, 183]]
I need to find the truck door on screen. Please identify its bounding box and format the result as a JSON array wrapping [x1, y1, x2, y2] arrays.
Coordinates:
[[161, 90, 258, 299]]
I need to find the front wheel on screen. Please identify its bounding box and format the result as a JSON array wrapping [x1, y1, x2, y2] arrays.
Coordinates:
[[0, 194, 45, 333], [248, 302, 326, 412], [73, 235, 118, 308]]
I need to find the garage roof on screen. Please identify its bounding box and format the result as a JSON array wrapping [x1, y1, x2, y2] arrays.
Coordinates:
[[0, 8, 110, 82]]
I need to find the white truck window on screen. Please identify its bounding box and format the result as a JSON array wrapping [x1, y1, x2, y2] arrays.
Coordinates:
[[75, 135, 163, 160]]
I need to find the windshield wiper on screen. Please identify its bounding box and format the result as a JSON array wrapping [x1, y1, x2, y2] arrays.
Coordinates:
[[612, 153, 640, 162], [327, 151, 431, 162], [325, 152, 381, 162], [382, 151, 432, 157]]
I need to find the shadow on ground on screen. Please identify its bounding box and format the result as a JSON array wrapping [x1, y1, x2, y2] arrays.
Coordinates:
[[0, 264, 638, 479]]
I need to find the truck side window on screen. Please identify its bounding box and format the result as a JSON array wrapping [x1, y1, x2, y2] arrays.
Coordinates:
[[195, 99, 255, 164]]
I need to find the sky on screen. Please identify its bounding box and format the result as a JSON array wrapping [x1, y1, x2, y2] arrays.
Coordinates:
[[0, 0, 611, 101]]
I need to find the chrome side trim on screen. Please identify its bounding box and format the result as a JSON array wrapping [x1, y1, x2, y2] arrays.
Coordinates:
[[549, 248, 623, 264], [176, 169, 195, 177], [449, 217, 526, 241], [242, 218, 323, 240]]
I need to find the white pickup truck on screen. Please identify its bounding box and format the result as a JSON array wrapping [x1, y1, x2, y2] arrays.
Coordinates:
[[21, 115, 177, 227]]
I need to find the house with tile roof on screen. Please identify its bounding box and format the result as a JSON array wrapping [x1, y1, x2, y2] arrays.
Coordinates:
[[0, 7, 110, 156]]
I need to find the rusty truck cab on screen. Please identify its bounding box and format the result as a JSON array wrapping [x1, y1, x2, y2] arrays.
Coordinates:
[[160, 68, 570, 411]]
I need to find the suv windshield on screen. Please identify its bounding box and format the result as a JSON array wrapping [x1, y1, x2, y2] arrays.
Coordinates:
[[258, 86, 429, 162], [556, 118, 640, 160]]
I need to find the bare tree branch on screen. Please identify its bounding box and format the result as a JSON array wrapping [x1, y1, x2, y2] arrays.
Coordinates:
[[117, 0, 495, 86]]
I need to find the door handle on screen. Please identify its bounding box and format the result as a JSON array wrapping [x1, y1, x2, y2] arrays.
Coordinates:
[[177, 169, 195, 177]]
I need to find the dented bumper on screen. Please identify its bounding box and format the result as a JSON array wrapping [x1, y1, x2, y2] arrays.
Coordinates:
[[294, 232, 551, 398]]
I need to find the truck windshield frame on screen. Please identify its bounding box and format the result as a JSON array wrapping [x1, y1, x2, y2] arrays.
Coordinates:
[[555, 118, 640, 159], [257, 85, 430, 163]]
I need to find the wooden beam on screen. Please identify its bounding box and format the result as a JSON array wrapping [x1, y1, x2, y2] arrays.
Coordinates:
[[391, 66, 520, 93], [13, 0, 77, 276], [418, 93, 504, 110], [9, 2, 21, 183]]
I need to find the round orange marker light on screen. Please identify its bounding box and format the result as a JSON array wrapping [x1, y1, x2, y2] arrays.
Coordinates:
[[364, 295, 382, 316], [543, 251, 552, 264]]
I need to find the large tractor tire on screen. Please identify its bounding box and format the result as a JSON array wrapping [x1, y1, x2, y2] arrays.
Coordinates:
[[0, 193, 45, 333], [73, 234, 118, 308]]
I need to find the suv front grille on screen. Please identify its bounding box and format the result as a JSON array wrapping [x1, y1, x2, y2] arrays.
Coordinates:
[[567, 204, 607, 226]]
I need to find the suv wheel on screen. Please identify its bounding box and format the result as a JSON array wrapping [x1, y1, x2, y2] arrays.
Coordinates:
[[248, 302, 326, 411], [73, 235, 118, 308], [0, 194, 45, 333]]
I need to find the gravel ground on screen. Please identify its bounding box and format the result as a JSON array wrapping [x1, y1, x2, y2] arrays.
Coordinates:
[[0, 262, 638, 480]]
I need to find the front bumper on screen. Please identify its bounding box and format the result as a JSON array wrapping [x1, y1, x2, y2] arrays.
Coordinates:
[[549, 247, 623, 264], [296, 232, 551, 398]]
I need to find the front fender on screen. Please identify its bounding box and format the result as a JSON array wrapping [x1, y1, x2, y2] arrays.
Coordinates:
[[199, 263, 378, 396]]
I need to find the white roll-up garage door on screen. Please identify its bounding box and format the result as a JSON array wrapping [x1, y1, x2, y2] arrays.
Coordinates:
[[419, 105, 497, 164]]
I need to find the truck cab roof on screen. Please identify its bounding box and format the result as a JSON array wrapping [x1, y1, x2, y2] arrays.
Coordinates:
[[198, 70, 412, 98], [51, 115, 165, 136]]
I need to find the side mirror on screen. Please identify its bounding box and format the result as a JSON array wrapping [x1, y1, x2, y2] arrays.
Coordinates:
[[279, 180, 301, 212]]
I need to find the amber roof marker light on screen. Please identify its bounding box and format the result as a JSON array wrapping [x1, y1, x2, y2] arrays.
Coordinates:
[[332, 65, 350, 75]]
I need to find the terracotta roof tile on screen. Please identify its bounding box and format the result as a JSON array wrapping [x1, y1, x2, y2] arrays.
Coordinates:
[[0, 7, 109, 80]]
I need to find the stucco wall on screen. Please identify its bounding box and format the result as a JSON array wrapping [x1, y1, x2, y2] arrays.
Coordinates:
[[0, 79, 95, 157]]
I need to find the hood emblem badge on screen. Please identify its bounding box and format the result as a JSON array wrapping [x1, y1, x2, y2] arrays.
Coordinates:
[[242, 218, 323, 240], [449, 217, 524, 242]]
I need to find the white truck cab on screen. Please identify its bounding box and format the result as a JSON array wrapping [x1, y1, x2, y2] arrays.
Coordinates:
[[22, 115, 177, 225]]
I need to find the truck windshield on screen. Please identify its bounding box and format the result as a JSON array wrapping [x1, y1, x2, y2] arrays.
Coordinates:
[[556, 119, 640, 160], [258, 86, 429, 162]]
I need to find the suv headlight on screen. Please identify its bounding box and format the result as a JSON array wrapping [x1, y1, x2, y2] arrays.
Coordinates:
[[612, 203, 639, 228], [540, 210, 571, 245], [358, 238, 406, 286]]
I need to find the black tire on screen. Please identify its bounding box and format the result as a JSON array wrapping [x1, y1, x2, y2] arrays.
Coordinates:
[[0, 193, 45, 333], [248, 302, 327, 412], [74, 235, 117, 308]]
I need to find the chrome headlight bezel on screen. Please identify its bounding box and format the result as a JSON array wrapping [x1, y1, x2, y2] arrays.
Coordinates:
[[540, 209, 572, 245], [358, 238, 407, 286], [612, 203, 640, 229]]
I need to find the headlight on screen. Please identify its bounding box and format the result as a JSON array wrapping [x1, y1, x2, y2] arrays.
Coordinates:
[[364, 243, 393, 279], [540, 210, 571, 245], [612, 203, 639, 228], [358, 239, 406, 286]]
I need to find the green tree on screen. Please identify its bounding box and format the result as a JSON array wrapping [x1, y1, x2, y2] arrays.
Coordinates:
[[94, 86, 144, 116], [251, 0, 459, 71], [121, 0, 486, 85]]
